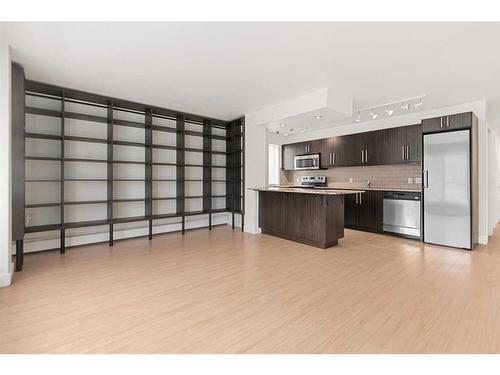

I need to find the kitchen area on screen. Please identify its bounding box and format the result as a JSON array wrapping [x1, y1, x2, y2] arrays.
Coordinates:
[[254, 112, 478, 250]]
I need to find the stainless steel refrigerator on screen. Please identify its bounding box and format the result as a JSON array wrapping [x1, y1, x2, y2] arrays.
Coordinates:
[[422, 129, 472, 249]]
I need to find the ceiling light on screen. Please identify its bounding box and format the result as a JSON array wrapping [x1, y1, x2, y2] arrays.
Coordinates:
[[280, 123, 286, 127], [401, 102, 409, 110], [414, 98, 423, 109], [370, 109, 378, 120], [384, 106, 394, 116], [314, 115, 322, 120], [299, 128, 305, 133], [283, 133, 289, 137], [355, 112, 361, 122]]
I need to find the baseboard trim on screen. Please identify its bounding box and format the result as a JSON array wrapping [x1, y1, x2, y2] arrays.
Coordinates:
[[479, 235, 488, 245], [0, 271, 12, 287]]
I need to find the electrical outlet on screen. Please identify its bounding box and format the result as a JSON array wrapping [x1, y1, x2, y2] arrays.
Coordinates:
[[349, 178, 353, 183], [26, 213, 32, 225], [415, 177, 422, 184], [407, 177, 413, 184]]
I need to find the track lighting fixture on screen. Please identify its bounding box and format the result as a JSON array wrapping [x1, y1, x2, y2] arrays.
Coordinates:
[[280, 123, 286, 127], [414, 98, 423, 109], [352, 95, 425, 125], [314, 115, 322, 120]]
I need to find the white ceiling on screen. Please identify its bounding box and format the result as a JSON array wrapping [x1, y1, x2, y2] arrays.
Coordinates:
[[4, 22, 500, 123]]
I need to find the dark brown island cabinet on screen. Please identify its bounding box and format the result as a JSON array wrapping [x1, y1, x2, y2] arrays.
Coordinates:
[[256, 189, 360, 248]]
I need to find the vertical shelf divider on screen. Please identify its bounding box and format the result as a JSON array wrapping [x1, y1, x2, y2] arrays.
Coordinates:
[[60, 91, 66, 253], [241, 118, 245, 232], [145, 109, 153, 239], [107, 101, 114, 246], [203, 119, 212, 229], [176, 114, 185, 234]]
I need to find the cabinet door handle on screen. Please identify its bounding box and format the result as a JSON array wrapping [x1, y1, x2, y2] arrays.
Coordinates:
[[360, 193, 362, 205], [440, 117, 443, 128], [365, 149, 368, 163], [361, 150, 364, 163], [406, 145, 409, 160], [446, 115, 450, 127], [402, 146, 405, 160], [332, 152, 335, 165], [355, 193, 358, 204]]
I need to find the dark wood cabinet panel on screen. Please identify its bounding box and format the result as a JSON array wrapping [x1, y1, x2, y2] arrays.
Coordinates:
[[406, 124, 422, 163], [448, 112, 472, 130], [344, 190, 383, 233], [333, 134, 357, 167], [259, 191, 345, 248], [423, 112, 471, 134], [378, 127, 407, 165], [357, 191, 383, 232]]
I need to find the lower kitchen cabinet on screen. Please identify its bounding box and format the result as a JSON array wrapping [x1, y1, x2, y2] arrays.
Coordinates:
[[258, 191, 345, 248], [344, 190, 383, 233]]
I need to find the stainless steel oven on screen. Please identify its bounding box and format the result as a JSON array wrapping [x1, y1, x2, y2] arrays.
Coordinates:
[[294, 153, 320, 170]]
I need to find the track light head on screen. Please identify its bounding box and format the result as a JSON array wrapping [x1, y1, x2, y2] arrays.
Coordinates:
[[370, 109, 378, 120], [414, 99, 423, 109], [384, 106, 394, 116], [401, 102, 409, 110], [355, 112, 361, 122]]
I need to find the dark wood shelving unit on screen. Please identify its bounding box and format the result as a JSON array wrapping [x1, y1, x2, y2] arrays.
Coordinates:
[[13, 71, 245, 270]]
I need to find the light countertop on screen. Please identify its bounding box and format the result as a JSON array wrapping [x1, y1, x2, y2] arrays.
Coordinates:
[[272, 185, 421, 193], [250, 187, 363, 195]]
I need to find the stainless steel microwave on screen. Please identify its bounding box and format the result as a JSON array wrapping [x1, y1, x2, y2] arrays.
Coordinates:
[[294, 153, 320, 170]]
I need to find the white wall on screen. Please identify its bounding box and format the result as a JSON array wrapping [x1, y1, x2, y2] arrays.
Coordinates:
[[0, 35, 13, 287], [245, 100, 491, 245]]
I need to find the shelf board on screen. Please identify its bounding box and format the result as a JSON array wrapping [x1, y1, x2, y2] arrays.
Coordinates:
[[26, 106, 61, 118], [65, 219, 109, 229], [113, 160, 146, 165], [64, 158, 108, 163], [152, 197, 176, 201], [25, 223, 61, 233], [113, 179, 146, 182], [152, 213, 180, 220], [25, 132, 62, 141], [113, 198, 146, 203], [64, 178, 112, 182], [26, 179, 61, 182], [25, 202, 61, 208], [113, 119, 145, 129], [113, 216, 149, 224], [25, 156, 61, 162], [64, 200, 108, 205], [113, 140, 146, 148], [65, 135, 108, 144], [65, 111, 107, 124]]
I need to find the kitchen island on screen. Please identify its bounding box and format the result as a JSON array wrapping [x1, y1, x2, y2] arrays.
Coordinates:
[[251, 187, 362, 248]]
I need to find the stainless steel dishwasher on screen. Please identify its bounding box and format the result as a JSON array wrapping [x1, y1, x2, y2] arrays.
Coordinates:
[[383, 192, 421, 239]]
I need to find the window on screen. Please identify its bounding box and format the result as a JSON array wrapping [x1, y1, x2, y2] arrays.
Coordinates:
[[268, 144, 280, 185]]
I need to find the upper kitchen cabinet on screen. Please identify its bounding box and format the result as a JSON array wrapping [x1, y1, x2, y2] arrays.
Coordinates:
[[422, 112, 472, 133], [405, 124, 422, 162], [332, 134, 357, 167], [378, 125, 421, 165], [354, 130, 379, 166]]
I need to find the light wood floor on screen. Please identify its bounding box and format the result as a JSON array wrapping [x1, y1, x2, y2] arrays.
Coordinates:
[[1, 225, 500, 353]]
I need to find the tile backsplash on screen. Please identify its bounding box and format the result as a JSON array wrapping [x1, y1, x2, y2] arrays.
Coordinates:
[[281, 163, 422, 190]]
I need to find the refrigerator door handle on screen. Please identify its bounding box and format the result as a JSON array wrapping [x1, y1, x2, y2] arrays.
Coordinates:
[[423, 170, 429, 188]]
